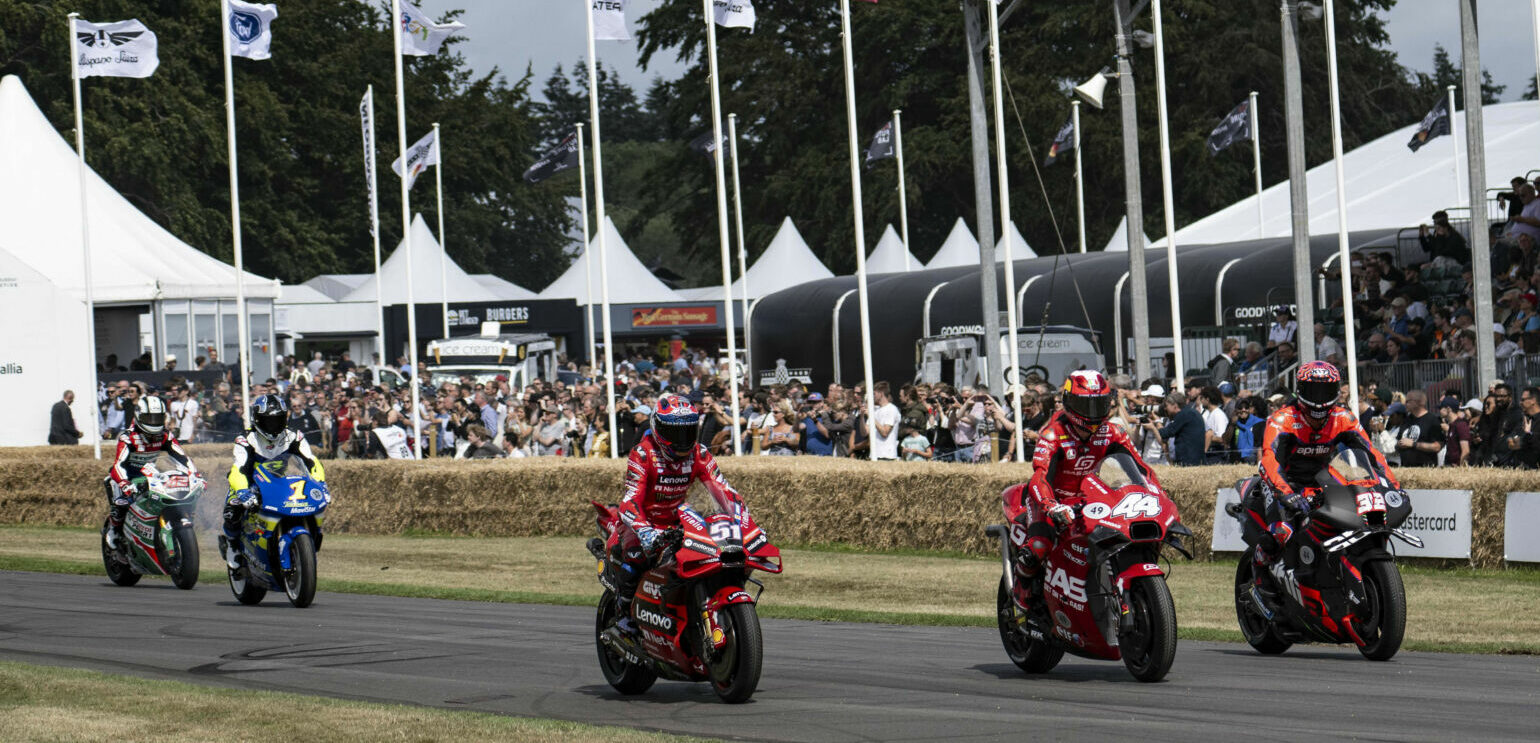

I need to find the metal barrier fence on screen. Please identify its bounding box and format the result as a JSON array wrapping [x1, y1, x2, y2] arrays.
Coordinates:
[[1356, 357, 1477, 401]]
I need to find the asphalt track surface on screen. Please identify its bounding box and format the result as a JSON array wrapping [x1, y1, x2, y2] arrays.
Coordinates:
[[1, 570, 1536, 742]]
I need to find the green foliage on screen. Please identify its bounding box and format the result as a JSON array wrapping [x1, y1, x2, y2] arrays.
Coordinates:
[[1419, 43, 1504, 106], [0, 0, 569, 288], [628, 0, 1439, 272]]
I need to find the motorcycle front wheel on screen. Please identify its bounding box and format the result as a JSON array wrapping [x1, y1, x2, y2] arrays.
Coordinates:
[[168, 527, 199, 590], [995, 577, 1064, 674], [594, 590, 656, 695], [1234, 549, 1292, 655], [709, 602, 764, 704], [1120, 576, 1177, 683], [101, 519, 140, 587], [281, 532, 318, 608], [1355, 559, 1407, 661]]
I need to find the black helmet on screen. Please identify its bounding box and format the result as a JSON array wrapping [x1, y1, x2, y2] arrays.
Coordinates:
[[250, 393, 288, 446]]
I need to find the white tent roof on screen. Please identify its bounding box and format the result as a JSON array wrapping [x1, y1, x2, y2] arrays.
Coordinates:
[[341, 214, 500, 304], [540, 217, 683, 304], [1155, 99, 1540, 246], [472, 274, 538, 300], [995, 221, 1038, 260], [303, 274, 369, 301], [1101, 217, 1153, 253], [0, 75, 277, 303], [866, 224, 920, 273], [278, 283, 336, 304], [926, 218, 981, 268], [734, 217, 831, 297]]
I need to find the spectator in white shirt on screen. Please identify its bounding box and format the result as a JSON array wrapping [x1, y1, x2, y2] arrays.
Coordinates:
[[1267, 306, 1298, 350], [869, 381, 901, 461], [1199, 385, 1229, 463]]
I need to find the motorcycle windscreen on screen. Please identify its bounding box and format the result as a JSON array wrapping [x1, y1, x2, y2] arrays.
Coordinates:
[[1095, 452, 1150, 490]]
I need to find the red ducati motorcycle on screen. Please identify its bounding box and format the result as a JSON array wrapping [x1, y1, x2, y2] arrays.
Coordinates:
[[1228, 449, 1420, 660], [986, 453, 1192, 682], [587, 486, 782, 704]]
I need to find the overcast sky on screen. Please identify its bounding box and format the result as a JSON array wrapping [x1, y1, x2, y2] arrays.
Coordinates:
[[441, 1, 1540, 103]]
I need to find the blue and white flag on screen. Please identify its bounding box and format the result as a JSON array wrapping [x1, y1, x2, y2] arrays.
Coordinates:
[[713, 0, 756, 31], [400, 0, 466, 56], [73, 19, 159, 78], [226, 0, 277, 60]]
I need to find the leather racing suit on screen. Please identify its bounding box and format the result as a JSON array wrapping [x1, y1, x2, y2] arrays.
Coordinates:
[[1004, 413, 1160, 578], [105, 430, 198, 539], [223, 429, 326, 548]]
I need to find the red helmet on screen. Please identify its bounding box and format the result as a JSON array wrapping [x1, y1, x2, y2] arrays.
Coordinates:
[[1061, 370, 1114, 435], [1294, 361, 1342, 419], [648, 393, 702, 459]]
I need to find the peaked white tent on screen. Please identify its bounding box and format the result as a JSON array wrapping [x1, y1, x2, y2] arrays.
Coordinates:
[[540, 217, 683, 304], [1101, 217, 1153, 253], [994, 221, 1038, 260], [926, 218, 981, 268], [1154, 99, 1540, 246], [472, 274, 538, 300], [341, 214, 500, 304], [688, 217, 833, 300], [866, 224, 921, 273], [303, 274, 369, 301]]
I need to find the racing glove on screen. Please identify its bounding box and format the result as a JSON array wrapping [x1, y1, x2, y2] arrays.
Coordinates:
[[1281, 492, 1311, 518], [1047, 503, 1074, 530], [233, 489, 259, 509]]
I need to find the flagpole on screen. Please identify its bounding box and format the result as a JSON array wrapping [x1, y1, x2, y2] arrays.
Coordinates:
[[1152, 0, 1186, 382], [67, 13, 103, 458], [894, 110, 912, 271], [576, 123, 597, 375], [584, 0, 619, 457], [839, 0, 878, 443], [728, 113, 752, 378], [1250, 91, 1264, 238], [703, 1, 743, 456], [986, 0, 1024, 460], [1323, 0, 1359, 412], [219, 0, 253, 426], [434, 122, 449, 337], [1447, 85, 1462, 208], [1073, 101, 1087, 254], [363, 86, 385, 364], [390, 0, 423, 458]]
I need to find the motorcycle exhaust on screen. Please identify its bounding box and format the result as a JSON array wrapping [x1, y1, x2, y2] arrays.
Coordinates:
[[984, 525, 1015, 597]]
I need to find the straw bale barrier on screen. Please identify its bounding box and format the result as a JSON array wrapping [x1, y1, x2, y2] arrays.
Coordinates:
[[0, 452, 1525, 567]]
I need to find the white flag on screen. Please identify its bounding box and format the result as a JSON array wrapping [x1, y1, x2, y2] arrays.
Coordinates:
[[360, 89, 379, 237], [400, 0, 466, 56], [391, 129, 440, 189], [713, 0, 756, 31], [73, 19, 160, 79], [226, 0, 278, 60], [592, 0, 631, 41]]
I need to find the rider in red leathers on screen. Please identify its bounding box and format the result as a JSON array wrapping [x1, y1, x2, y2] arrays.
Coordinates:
[[104, 396, 199, 550], [1003, 371, 1160, 603], [607, 393, 744, 635]]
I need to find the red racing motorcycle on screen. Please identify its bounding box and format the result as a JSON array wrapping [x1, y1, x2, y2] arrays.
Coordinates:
[[986, 452, 1192, 682], [586, 486, 782, 704]]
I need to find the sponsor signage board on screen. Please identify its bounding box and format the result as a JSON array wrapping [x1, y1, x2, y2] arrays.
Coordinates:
[[1505, 492, 1540, 563], [1212, 488, 1246, 553], [630, 305, 718, 328], [1398, 490, 1472, 560]]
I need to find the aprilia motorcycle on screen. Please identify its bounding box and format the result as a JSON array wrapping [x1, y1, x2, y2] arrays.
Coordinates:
[[102, 466, 203, 590], [219, 459, 330, 608], [586, 486, 782, 703], [986, 452, 1192, 682], [1228, 449, 1420, 661]]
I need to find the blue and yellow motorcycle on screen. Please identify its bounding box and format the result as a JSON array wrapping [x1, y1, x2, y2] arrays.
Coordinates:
[[220, 464, 330, 608]]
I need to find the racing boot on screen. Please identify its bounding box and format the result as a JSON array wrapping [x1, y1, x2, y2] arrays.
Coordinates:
[[105, 504, 128, 551], [612, 563, 642, 638], [220, 519, 243, 570], [1248, 523, 1292, 619]]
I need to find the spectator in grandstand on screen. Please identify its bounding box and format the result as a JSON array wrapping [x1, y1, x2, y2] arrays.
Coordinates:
[[1266, 307, 1297, 351], [1207, 338, 1239, 385], [1236, 342, 1270, 377], [1231, 397, 1267, 464], [1314, 323, 1344, 365], [1150, 391, 1204, 466], [1496, 324, 1523, 359], [1419, 210, 1470, 265], [1359, 332, 1390, 365], [1273, 342, 1298, 373], [1497, 176, 1530, 222]]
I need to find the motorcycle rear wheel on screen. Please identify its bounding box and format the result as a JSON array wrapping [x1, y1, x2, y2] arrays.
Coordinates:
[[995, 577, 1064, 674], [281, 533, 318, 608], [595, 591, 657, 695], [1120, 576, 1177, 683], [709, 603, 764, 704], [1356, 560, 1406, 661], [1233, 549, 1292, 655], [101, 520, 140, 587], [168, 527, 199, 590]]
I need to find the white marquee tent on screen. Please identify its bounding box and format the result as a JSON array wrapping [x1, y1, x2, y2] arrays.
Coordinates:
[[1101, 216, 1152, 253], [341, 214, 501, 304], [684, 217, 832, 301], [540, 217, 683, 304], [995, 221, 1038, 260], [866, 224, 921, 274], [1154, 99, 1540, 247], [926, 218, 981, 268]]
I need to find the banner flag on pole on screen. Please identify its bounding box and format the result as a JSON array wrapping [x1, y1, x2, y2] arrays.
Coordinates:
[[399, 0, 466, 56], [1407, 96, 1451, 153], [360, 89, 379, 237], [1042, 115, 1076, 166], [712, 0, 756, 31], [73, 19, 159, 78], [864, 121, 894, 169], [524, 131, 581, 183], [226, 0, 277, 60], [592, 0, 631, 41], [1206, 98, 1252, 156], [689, 129, 730, 156], [390, 128, 440, 189]]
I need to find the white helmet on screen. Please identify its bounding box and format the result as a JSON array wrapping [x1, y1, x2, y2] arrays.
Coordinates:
[[134, 396, 168, 440]]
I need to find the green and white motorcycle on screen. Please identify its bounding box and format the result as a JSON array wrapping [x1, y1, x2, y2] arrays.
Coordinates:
[[101, 467, 204, 590]]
